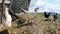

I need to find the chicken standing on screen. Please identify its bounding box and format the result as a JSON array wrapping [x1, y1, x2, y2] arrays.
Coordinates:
[[5, 7, 12, 27]]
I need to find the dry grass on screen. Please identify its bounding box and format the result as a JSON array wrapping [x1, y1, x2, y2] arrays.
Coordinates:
[[0, 13, 60, 34]]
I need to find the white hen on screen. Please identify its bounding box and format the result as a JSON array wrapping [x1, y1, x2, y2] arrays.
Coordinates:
[[5, 7, 12, 27]]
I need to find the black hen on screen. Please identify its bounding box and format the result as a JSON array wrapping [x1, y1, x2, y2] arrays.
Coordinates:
[[53, 13, 58, 21], [44, 12, 50, 18]]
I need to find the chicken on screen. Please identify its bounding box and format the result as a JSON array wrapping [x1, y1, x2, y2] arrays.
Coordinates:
[[53, 13, 58, 21], [44, 12, 50, 18], [5, 7, 12, 27]]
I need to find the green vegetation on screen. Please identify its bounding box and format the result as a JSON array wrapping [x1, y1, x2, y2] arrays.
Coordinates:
[[37, 13, 44, 18], [57, 17, 60, 22], [9, 28, 14, 34], [37, 13, 60, 23], [46, 27, 56, 34]]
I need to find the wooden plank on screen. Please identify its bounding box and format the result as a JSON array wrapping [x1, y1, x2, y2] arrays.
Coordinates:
[[0, 0, 10, 4]]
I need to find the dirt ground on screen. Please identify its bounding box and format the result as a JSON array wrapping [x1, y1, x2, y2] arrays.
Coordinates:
[[0, 14, 60, 34]]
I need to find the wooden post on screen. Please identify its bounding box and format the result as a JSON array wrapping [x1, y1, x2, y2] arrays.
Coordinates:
[[1, 0, 5, 23]]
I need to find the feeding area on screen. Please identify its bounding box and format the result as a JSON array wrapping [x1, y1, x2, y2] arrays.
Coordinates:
[[0, 0, 60, 34]]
